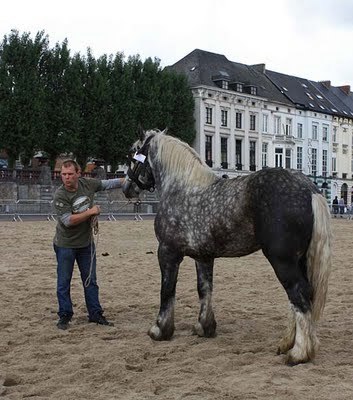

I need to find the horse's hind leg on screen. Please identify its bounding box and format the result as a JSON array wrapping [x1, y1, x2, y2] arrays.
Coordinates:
[[193, 259, 217, 338], [267, 255, 318, 364], [277, 305, 296, 355], [148, 243, 183, 341]]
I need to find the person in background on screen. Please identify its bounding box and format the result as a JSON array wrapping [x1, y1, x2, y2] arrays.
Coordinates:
[[332, 196, 339, 215], [53, 159, 126, 330], [338, 196, 345, 216]]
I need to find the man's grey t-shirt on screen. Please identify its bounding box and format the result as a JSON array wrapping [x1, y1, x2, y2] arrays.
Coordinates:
[[53, 178, 102, 248]]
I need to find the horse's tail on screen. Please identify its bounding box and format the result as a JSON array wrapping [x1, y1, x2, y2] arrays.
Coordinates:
[[306, 193, 332, 321]]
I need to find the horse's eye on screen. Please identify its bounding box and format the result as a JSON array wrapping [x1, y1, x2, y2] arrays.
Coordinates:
[[137, 146, 140, 151]]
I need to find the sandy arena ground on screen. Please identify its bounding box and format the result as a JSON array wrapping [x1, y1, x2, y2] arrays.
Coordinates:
[[0, 218, 352, 399]]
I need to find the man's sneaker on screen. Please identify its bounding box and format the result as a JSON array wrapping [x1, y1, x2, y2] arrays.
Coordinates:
[[57, 315, 71, 330], [89, 313, 114, 326]]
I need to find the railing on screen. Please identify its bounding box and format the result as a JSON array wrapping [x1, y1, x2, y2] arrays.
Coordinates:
[[1, 198, 351, 221], [0, 198, 159, 221], [0, 169, 121, 184]]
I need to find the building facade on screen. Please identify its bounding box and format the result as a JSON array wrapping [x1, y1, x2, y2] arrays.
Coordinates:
[[169, 49, 353, 207]]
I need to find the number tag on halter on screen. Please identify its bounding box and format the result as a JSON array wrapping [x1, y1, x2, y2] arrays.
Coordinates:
[[133, 153, 146, 163]]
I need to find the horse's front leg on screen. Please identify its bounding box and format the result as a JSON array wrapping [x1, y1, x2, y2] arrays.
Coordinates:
[[148, 243, 183, 341], [193, 259, 217, 338]]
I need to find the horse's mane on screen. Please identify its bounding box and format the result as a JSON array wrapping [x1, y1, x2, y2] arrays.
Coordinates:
[[148, 130, 216, 188]]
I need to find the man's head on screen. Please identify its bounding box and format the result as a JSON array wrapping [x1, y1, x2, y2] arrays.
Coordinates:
[[61, 159, 81, 192]]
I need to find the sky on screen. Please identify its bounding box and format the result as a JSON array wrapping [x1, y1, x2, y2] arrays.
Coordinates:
[[1, 0, 353, 86]]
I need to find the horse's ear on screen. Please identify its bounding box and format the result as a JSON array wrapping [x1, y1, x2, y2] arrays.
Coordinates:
[[138, 125, 145, 141], [162, 128, 168, 135]]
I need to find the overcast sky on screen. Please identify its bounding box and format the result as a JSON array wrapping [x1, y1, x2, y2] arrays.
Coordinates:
[[1, 0, 353, 86]]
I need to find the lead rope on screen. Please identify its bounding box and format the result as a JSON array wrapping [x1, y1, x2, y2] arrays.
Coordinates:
[[83, 200, 134, 287], [84, 215, 99, 288]]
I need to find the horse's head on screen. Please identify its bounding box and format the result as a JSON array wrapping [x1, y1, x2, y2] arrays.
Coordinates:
[[122, 127, 156, 199]]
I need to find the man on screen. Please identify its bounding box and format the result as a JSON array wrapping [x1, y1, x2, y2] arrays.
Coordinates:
[[338, 196, 345, 216], [53, 159, 125, 330], [332, 196, 339, 215]]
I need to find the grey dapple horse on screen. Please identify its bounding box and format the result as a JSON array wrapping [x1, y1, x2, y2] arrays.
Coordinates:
[[123, 128, 331, 365]]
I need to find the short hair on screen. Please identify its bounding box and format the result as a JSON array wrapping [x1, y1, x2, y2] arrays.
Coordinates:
[[62, 159, 81, 173]]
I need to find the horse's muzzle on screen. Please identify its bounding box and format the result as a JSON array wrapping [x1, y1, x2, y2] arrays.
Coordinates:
[[122, 178, 140, 199]]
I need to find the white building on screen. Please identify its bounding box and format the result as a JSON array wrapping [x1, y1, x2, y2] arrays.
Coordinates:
[[170, 49, 353, 206]]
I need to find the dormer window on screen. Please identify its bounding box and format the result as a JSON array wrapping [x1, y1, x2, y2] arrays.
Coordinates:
[[222, 80, 229, 90], [236, 83, 243, 92], [245, 85, 257, 96], [212, 71, 230, 90]]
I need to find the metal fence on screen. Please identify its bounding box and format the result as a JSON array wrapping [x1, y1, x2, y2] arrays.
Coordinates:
[[0, 199, 159, 221], [1, 198, 352, 222]]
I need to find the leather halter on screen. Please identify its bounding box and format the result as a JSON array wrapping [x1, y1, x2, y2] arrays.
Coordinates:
[[126, 135, 155, 192]]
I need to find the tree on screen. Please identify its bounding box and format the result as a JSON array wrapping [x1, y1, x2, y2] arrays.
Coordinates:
[[161, 69, 196, 144], [41, 39, 82, 167], [0, 29, 196, 170], [0, 30, 49, 167]]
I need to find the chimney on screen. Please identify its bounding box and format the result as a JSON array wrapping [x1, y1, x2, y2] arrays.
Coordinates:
[[338, 85, 351, 95], [320, 80, 331, 88]]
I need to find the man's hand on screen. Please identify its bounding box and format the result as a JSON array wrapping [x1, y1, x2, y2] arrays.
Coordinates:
[[69, 205, 101, 226], [89, 205, 101, 216]]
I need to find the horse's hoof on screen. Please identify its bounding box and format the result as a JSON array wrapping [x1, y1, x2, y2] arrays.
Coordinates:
[[192, 322, 205, 337], [285, 349, 311, 366], [148, 325, 163, 340], [148, 324, 174, 341], [277, 343, 292, 355], [193, 321, 217, 338], [285, 355, 309, 366]]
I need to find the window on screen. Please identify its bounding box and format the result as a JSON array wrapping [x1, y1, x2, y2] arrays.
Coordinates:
[[332, 156, 337, 172], [262, 114, 268, 133], [285, 118, 292, 136], [250, 114, 256, 131], [222, 81, 228, 90], [312, 123, 318, 140], [250, 86, 257, 95], [206, 107, 212, 124], [236, 140, 242, 170], [297, 123, 303, 139], [262, 143, 268, 167], [322, 149, 327, 176], [322, 125, 328, 142], [275, 148, 283, 168], [311, 148, 317, 176], [332, 126, 337, 142], [274, 116, 281, 134], [285, 149, 291, 169], [221, 110, 228, 127], [205, 135, 213, 167], [249, 141, 256, 171], [297, 147, 303, 171], [236, 83, 243, 92], [235, 112, 242, 129], [221, 137, 228, 169]]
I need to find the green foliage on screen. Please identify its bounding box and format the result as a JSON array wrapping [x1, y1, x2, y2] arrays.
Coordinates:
[[0, 30, 49, 167], [0, 30, 195, 169]]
